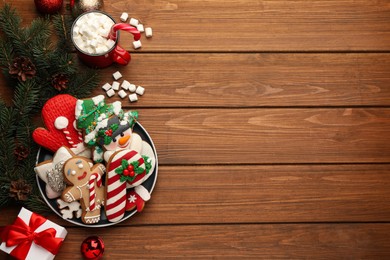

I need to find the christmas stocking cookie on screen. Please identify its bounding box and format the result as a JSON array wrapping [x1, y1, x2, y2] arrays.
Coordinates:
[[126, 185, 151, 212], [62, 157, 105, 224]]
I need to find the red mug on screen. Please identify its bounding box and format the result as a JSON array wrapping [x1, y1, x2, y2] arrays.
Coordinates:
[[71, 11, 138, 68]]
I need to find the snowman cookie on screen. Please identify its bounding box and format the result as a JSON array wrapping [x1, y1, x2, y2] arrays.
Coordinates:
[[95, 115, 143, 162], [61, 157, 106, 224]]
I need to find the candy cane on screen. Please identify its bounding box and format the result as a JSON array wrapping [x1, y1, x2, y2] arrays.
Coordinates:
[[88, 172, 102, 211], [54, 116, 77, 148], [108, 23, 141, 41]]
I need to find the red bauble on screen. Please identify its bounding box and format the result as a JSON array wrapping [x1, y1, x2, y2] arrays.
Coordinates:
[[81, 236, 104, 260], [34, 0, 63, 14]]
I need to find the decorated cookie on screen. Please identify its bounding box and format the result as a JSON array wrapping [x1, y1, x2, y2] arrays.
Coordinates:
[[105, 149, 152, 222], [74, 95, 138, 162], [32, 94, 91, 157], [126, 185, 151, 212], [95, 115, 143, 162], [61, 157, 106, 224], [34, 146, 78, 199], [57, 198, 82, 219]]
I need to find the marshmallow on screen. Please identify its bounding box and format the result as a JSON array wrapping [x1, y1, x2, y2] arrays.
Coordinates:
[[106, 89, 115, 97], [112, 71, 122, 80], [129, 83, 137, 92], [112, 81, 120, 91], [137, 24, 145, 33], [136, 86, 145, 96], [145, 27, 153, 38], [102, 83, 111, 91], [129, 93, 138, 102], [72, 12, 115, 55], [121, 80, 131, 90], [133, 40, 142, 49], [118, 90, 127, 99], [120, 12, 129, 22], [129, 18, 139, 27]]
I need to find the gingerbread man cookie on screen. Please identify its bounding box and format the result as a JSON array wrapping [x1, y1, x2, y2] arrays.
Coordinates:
[[61, 157, 105, 224]]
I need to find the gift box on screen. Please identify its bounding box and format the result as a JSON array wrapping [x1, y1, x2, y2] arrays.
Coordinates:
[[1, 207, 67, 260]]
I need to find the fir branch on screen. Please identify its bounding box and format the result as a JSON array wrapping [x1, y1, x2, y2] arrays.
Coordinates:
[[13, 80, 41, 118], [65, 69, 100, 98], [0, 184, 10, 208], [25, 192, 50, 213], [0, 38, 13, 68], [0, 4, 29, 57], [52, 14, 74, 51]]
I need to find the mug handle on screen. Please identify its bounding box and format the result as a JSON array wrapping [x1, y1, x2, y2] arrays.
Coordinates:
[[112, 45, 131, 65]]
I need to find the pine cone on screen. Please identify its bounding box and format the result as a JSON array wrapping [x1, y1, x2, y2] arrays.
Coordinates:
[[9, 56, 36, 81], [9, 179, 32, 201], [51, 73, 69, 91], [14, 144, 30, 160]]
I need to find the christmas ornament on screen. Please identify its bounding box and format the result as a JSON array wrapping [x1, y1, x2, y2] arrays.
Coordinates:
[[9, 56, 36, 82], [81, 236, 104, 260], [70, 0, 104, 18], [9, 179, 32, 201], [34, 0, 63, 14]]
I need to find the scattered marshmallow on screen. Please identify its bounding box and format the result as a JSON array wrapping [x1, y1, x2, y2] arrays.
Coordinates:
[[121, 80, 131, 90], [106, 88, 115, 97], [145, 27, 153, 38], [128, 83, 137, 92], [129, 18, 139, 27], [137, 24, 145, 33], [120, 12, 129, 22], [112, 81, 120, 91], [133, 40, 142, 49], [129, 93, 138, 102], [118, 89, 127, 99], [102, 82, 111, 91], [113, 71, 122, 80], [136, 86, 145, 96]]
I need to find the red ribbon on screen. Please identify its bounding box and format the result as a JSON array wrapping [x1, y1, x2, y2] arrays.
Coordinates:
[[1, 212, 64, 260]]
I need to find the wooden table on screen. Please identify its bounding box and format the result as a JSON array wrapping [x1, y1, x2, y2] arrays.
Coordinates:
[[1, 0, 390, 258]]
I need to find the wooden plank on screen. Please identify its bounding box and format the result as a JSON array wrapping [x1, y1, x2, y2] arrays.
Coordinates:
[[138, 108, 390, 164], [92, 53, 390, 107], [24, 224, 390, 258], [2, 53, 390, 107], [2, 0, 390, 51], [1, 164, 390, 226], [99, 0, 390, 51]]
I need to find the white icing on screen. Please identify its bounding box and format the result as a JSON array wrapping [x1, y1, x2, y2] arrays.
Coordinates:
[[112, 101, 122, 115], [92, 95, 105, 105], [75, 100, 84, 118], [54, 116, 69, 130], [135, 185, 151, 201], [84, 131, 97, 143]]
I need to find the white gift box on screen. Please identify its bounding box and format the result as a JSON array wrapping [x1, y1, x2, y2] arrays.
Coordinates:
[[0, 207, 67, 260]]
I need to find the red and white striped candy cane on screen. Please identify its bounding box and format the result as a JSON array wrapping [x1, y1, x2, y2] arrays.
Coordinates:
[[105, 150, 140, 222], [54, 116, 77, 148], [88, 172, 102, 211], [108, 23, 141, 41]]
